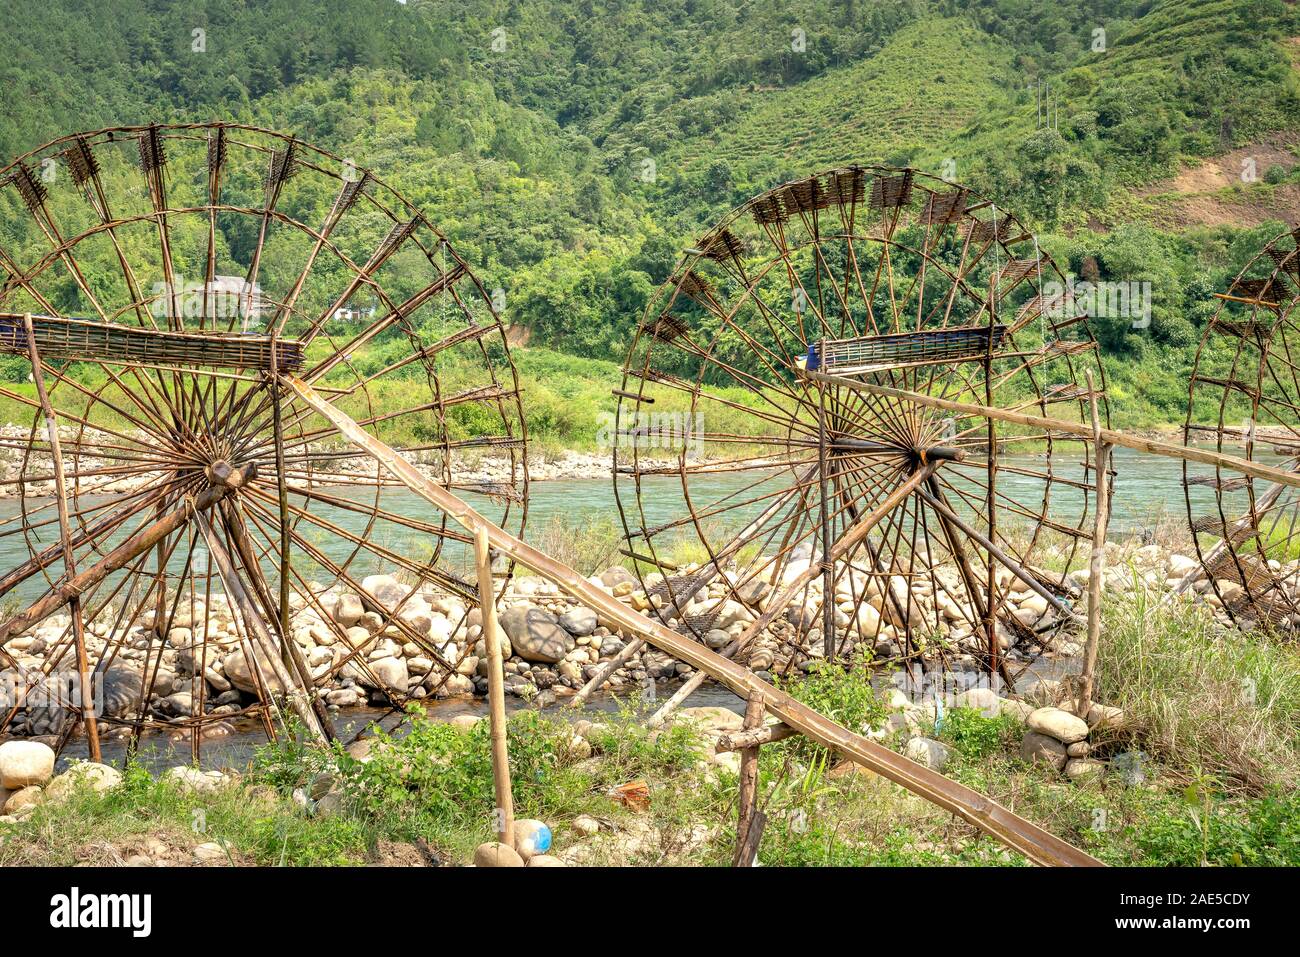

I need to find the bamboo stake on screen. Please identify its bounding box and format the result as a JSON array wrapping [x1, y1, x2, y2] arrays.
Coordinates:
[[804, 370, 1300, 492], [1076, 371, 1110, 722], [289, 375, 1100, 867], [568, 638, 644, 708], [23, 313, 101, 761], [475, 527, 514, 848], [733, 691, 765, 866]]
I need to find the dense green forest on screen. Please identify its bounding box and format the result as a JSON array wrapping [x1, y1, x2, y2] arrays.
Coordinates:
[[2, 0, 1300, 435]]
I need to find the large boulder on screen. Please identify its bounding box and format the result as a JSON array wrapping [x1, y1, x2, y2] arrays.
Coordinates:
[[221, 648, 287, 696], [499, 606, 573, 663], [44, 762, 123, 801], [1020, 731, 1068, 770], [0, 740, 56, 789], [1026, 707, 1090, 745]]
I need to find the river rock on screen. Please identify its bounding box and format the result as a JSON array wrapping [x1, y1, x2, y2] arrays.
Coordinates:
[[473, 841, 525, 867], [3, 785, 42, 815], [0, 740, 56, 789], [953, 686, 1001, 716], [559, 607, 599, 637], [192, 842, 227, 863], [677, 706, 745, 733], [527, 854, 566, 867], [362, 574, 408, 606], [1020, 731, 1068, 770], [44, 762, 123, 801], [100, 666, 145, 718], [499, 606, 573, 663], [599, 567, 636, 590], [333, 593, 364, 627], [362, 657, 409, 693], [703, 629, 730, 650], [571, 814, 600, 836], [904, 737, 951, 772], [1026, 707, 1089, 744], [1065, 758, 1106, 784], [221, 648, 286, 695], [163, 766, 230, 795]]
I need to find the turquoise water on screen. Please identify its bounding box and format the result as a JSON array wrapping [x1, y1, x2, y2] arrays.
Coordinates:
[[0, 443, 1266, 608]]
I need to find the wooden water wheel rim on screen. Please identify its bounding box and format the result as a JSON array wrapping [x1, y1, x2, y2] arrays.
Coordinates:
[[614, 165, 1109, 678], [1184, 227, 1300, 630], [0, 123, 528, 755]]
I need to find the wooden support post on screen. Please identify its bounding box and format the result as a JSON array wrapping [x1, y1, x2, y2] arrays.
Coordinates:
[[197, 516, 326, 742], [733, 691, 765, 866], [23, 313, 101, 762], [1076, 371, 1110, 722], [817, 380, 837, 662], [716, 721, 797, 752], [476, 527, 515, 848]]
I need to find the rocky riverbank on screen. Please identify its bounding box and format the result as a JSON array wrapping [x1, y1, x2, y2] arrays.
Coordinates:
[[0, 529, 1263, 746]]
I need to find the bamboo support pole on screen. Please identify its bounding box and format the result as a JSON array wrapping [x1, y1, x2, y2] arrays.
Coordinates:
[[733, 691, 765, 866], [197, 516, 326, 742], [23, 313, 101, 761], [288, 375, 1100, 867], [476, 527, 515, 848], [1076, 371, 1110, 722]]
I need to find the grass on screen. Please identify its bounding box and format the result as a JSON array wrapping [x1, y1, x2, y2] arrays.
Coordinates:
[[1094, 573, 1300, 794], [3, 583, 1299, 867]]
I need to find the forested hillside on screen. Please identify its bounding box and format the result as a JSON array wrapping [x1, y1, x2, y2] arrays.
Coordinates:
[[2, 0, 1299, 432]]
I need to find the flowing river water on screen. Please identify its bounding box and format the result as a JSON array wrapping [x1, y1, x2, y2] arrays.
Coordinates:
[[0, 443, 1272, 770]]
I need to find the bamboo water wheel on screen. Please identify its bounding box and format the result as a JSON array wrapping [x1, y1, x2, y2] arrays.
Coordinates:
[[1184, 228, 1300, 631], [613, 166, 1109, 680], [0, 123, 527, 755]]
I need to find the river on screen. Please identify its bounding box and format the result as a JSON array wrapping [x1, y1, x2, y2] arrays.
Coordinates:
[[3, 442, 1267, 771]]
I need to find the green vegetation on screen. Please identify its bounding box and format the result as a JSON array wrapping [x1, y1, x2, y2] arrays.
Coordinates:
[[2, 0, 1300, 444], [3, 576, 1297, 866]]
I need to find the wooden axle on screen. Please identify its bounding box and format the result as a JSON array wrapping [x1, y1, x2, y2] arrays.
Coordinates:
[[805, 370, 1300, 492]]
